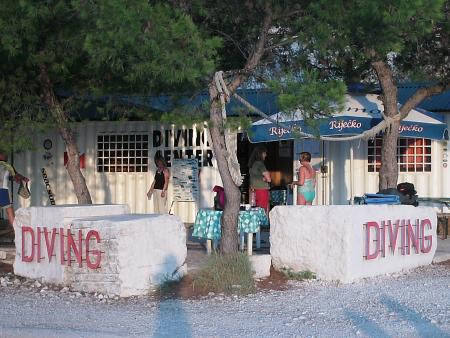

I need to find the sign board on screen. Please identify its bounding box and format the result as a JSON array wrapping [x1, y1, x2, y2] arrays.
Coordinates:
[[172, 159, 199, 202]]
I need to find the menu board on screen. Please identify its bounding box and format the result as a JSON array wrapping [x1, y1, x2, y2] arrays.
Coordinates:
[[172, 159, 199, 202]]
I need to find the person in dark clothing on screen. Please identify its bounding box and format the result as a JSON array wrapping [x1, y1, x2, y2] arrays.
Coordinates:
[[147, 156, 170, 213], [248, 146, 271, 214]]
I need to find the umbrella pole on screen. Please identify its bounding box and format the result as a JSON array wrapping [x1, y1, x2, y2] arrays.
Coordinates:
[[350, 142, 354, 205]]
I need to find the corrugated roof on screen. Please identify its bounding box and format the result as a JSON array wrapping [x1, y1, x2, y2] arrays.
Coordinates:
[[147, 89, 279, 117], [59, 83, 450, 121], [398, 83, 450, 112]]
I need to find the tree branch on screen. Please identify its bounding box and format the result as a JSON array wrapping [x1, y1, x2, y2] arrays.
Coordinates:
[[211, 29, 249, 59], [264, 35, 299, 52], [399, 83, 450, 119], [273, 9, 308, 21], [228, 3, 273, 93]]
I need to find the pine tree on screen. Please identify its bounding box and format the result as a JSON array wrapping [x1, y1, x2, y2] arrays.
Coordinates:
[[0, 1, 219, 203], [303, 0, 449, 190]]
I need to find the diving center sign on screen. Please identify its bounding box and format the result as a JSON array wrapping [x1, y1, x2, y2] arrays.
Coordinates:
[[152, 128, 213, 168]]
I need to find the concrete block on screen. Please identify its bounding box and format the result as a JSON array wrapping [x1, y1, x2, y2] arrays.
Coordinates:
[[13, 204, 130, 283], [67, 214, 187, 297], [249, 254, 271, 279], [270, 205, 437, 283]]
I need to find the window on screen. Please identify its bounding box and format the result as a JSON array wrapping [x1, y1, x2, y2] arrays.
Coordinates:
[[368, 137, 431, 173], [367, 137, 382, 172], [97, 134, 149, 173]]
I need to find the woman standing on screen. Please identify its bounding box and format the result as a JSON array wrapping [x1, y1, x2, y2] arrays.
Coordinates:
[[248, 146, 271, 214], [147, 156, 170, 213], [292, 152, 316, 205]]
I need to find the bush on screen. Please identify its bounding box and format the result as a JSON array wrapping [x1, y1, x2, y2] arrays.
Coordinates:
[[156, 273, 183, 296], [280, 267, 316, 281], [193, 253, 255, 295]]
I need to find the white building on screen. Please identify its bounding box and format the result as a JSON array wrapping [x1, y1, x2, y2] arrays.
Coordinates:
[[10, 87, 450, 223], [13, 121, 221, 223]]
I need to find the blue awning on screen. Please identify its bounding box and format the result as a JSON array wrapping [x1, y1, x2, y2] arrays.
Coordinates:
[[249, 94, 448, 143]]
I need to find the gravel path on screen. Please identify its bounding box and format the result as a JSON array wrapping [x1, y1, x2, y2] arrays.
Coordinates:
[[0, 264, 449, 338]]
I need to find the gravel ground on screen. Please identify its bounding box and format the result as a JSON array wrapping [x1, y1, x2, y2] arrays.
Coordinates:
[[0, 264, 449, 338]]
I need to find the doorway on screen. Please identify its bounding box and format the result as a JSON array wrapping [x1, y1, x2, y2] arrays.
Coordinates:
[[237, 133, 293, 203]]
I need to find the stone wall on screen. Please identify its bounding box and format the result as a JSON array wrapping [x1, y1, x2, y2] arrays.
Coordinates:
[[67, 214, 187, 297], [270, 205, 437, 283], [13, 206, 187, 297], [14, 205, 130, 283]]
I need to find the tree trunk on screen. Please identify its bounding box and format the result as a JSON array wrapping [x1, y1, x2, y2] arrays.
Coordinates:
[[372, 61, 400, 190], [54, 106, 93, 204], [40, 70, 93, 204], [207, 4, 273, 254], [209, 84, 241, 254], [372, 62, 449, 190], [379, 124, 400, 189]]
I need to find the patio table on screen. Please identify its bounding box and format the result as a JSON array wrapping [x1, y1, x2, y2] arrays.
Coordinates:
[[192, 207, 268, 255]]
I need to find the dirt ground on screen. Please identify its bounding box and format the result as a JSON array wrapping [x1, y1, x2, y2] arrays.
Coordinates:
[[0, 262, 13, 274], [152, 265, 290, 300]]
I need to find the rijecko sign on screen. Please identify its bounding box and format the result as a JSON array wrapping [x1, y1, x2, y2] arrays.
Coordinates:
[[21, 226, 102, 269], [364, 218, 433, 260]]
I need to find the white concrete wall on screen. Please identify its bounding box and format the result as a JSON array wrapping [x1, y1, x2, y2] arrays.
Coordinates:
[[12, 121, 223, 223], [270, 205, 437, 283], [13, 204, 130, 283], [68, 214, 187, 297], [13, 206, 186, 297]]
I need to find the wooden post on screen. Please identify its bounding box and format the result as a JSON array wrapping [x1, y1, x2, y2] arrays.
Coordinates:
[[247, 233, 253, 256], [256, 231, 261, 249], [206, 239, 212, 255]]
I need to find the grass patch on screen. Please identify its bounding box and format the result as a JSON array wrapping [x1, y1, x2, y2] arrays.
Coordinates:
[[193, 252, 256, 295], [154, 273, 186, 298], [280, 267, 316, 281]]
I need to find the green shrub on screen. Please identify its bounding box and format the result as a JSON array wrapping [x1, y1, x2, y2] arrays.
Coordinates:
[[280, 267, 316, 281], [156, 273, 182, 295], [193, 253, 255, 295]]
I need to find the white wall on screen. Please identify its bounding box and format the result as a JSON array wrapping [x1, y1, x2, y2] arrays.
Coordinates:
[[13, 121, 223, 223], [13, 120, 448, 216], [271, 205, 437, 283]]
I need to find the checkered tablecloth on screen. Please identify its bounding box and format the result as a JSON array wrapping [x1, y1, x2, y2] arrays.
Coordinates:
[[270, 190, 287, 205], [192, 207, 268, 240]]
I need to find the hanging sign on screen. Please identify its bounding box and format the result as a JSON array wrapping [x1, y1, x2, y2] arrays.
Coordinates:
[[171, 159, 199, 202], [41, 168, 56, 205]]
